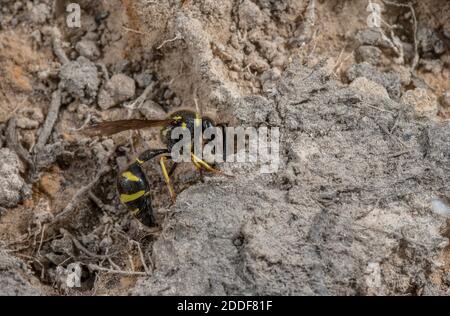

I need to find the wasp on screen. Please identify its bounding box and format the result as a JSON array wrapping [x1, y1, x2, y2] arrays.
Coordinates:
[[82, 110, 228, 227]]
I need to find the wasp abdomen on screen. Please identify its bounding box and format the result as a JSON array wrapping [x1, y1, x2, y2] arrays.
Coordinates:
[[116, 149, 168, 227], [117, 162, 155, 226]]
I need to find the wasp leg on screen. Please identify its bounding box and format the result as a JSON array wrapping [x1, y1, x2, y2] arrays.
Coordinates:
[[191, 153, 229, 176], [160, 155, 177, 202], [192, 158, 202, 170], [191, 153, 234, 178], [168, 162, 178, 177], [188, 156, 205, 182], [137, 149, 169, 164]]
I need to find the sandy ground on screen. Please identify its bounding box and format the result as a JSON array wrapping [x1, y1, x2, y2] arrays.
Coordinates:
[[0, 0, 449, 295]]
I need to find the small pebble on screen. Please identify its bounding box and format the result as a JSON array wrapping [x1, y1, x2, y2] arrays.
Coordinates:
[[134, 72, 154, 89], [173, 97, 182, 107], [75, 40, 101, 60], [98, 74, 136, 110], [163, 89, 174, 100], [355, 45, 382, 66], [140, 100, 166, 119]]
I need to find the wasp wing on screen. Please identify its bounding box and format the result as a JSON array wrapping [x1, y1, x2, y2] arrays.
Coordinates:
[[81, 119, 174, 137]]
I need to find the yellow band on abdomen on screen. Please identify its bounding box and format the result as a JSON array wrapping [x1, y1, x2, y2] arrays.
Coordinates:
[[120, 190, 146, 203], [122, 171, 141, 182]]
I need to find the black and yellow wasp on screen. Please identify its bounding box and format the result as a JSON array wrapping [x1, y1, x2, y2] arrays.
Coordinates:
[[83, 110, 228, 227]]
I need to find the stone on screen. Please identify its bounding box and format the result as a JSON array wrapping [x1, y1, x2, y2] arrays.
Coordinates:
[[420, 59, 443, 74], [59, 56, 100, 103], [401, 88, 438, 117], [0, 250, 41, 295], [350, 77, 390, 99], [75, 40, 101, 60], [238, 0, 266, 31], [355, 28, 390, 48], [139, 100, 166, 119], [134, 72, 154, 89], [0, 148, 27, 208], [98, 74, 136, 110], [417, 26, 445, 57], [29, 3, 50, 24], [355, 45, 382, 65], [245, 52, 269, 73], [346, 62, 402, 99], [15, 117, 39, 129]]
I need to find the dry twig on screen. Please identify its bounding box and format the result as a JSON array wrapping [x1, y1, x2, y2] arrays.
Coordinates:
[[6, 117, 35, 175], [122, 26, 147, 36], [51, 27, 69, 64], [125, 82, 157, 115], [130, 240, 150, 275], [157, 33, 182, 50], [88, 263, 148, 276], [34, 89, 62, 154], [60, 228, 111, 260], [53, 165, 111, 221], [88, 191, 116, 213], [36, 224, 47, 256], [113, 229, 152, 274], [382, 0, 419, 70]]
